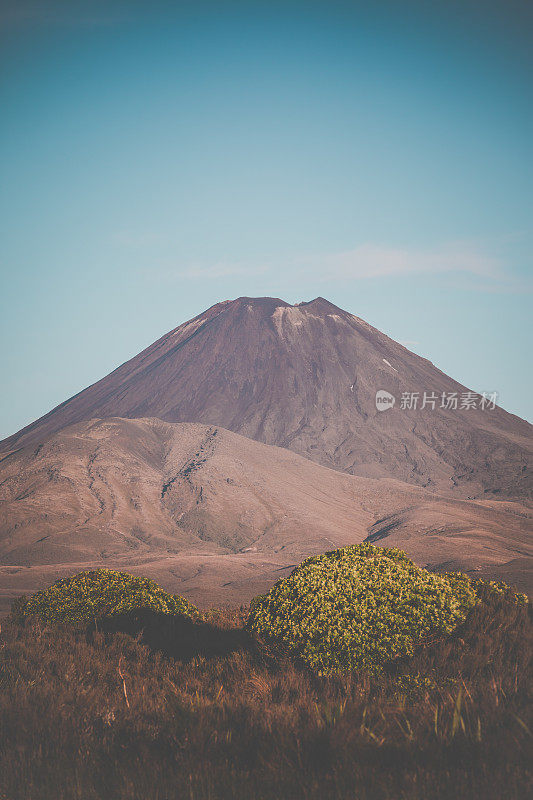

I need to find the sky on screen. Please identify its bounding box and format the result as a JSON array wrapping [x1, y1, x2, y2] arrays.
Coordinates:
[[0, 0, 532, 439]]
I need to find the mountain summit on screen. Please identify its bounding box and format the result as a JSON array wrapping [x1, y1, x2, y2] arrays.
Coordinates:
[[2, 296, 531, 498]]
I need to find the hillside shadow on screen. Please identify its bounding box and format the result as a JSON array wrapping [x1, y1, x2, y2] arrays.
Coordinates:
[[96, 609, 256, 663]]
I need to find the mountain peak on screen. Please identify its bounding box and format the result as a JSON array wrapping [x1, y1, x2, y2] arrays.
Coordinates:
[[227, 296, 345, 314], [1, 295, 530, 500], [296, 296, 343, 313]]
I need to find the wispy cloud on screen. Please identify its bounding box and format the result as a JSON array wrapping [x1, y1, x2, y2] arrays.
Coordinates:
[[300, 242, 502, 280], [138, 260, 267, 284], [141, 240, 531, 293]]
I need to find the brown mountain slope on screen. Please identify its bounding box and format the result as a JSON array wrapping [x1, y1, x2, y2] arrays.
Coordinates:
[[0, 417, 531, 612], [1, 297, 531, 499]]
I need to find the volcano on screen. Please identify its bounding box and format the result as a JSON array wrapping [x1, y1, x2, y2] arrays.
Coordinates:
[[0, 296, 531, 608], [2, 296, 531, 499]]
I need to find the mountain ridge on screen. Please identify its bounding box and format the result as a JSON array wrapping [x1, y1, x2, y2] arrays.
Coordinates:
[[1, 416, 531, 612], [2, 296, 530, 499]]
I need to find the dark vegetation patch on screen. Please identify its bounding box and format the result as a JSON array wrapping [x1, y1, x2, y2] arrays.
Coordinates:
[[0, 585, 531, 800]]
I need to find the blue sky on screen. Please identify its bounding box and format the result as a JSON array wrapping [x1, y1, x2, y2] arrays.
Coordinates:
[[1, 0, 532, 439]]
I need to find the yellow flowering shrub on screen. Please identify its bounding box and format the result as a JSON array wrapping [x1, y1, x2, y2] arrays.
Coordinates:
[[11, 569, 198, 625], [247, 543, 479, 674], [472, 577, 528, 605]]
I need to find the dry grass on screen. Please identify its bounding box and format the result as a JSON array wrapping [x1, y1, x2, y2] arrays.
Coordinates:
[[0, 588, 531, 800]]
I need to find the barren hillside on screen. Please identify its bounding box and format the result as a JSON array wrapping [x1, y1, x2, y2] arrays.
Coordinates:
[[1, 417, 530, 611]]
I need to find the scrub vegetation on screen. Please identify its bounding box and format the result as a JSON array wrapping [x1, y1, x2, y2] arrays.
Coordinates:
[[248, 543, 482, 673], [0, 553, 530, 800], [11, 569, 198, 625]]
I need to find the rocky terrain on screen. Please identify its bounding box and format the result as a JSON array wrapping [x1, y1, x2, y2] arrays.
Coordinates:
[[1, 416, 530, 612]]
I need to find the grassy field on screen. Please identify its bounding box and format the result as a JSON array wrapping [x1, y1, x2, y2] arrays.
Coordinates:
[[0, 585, 531, 800]]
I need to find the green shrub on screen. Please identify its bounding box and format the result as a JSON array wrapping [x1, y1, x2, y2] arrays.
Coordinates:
[[11, 569, 198, 625], [247, 543, 479, 674], [471, 577, 528, 605]]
